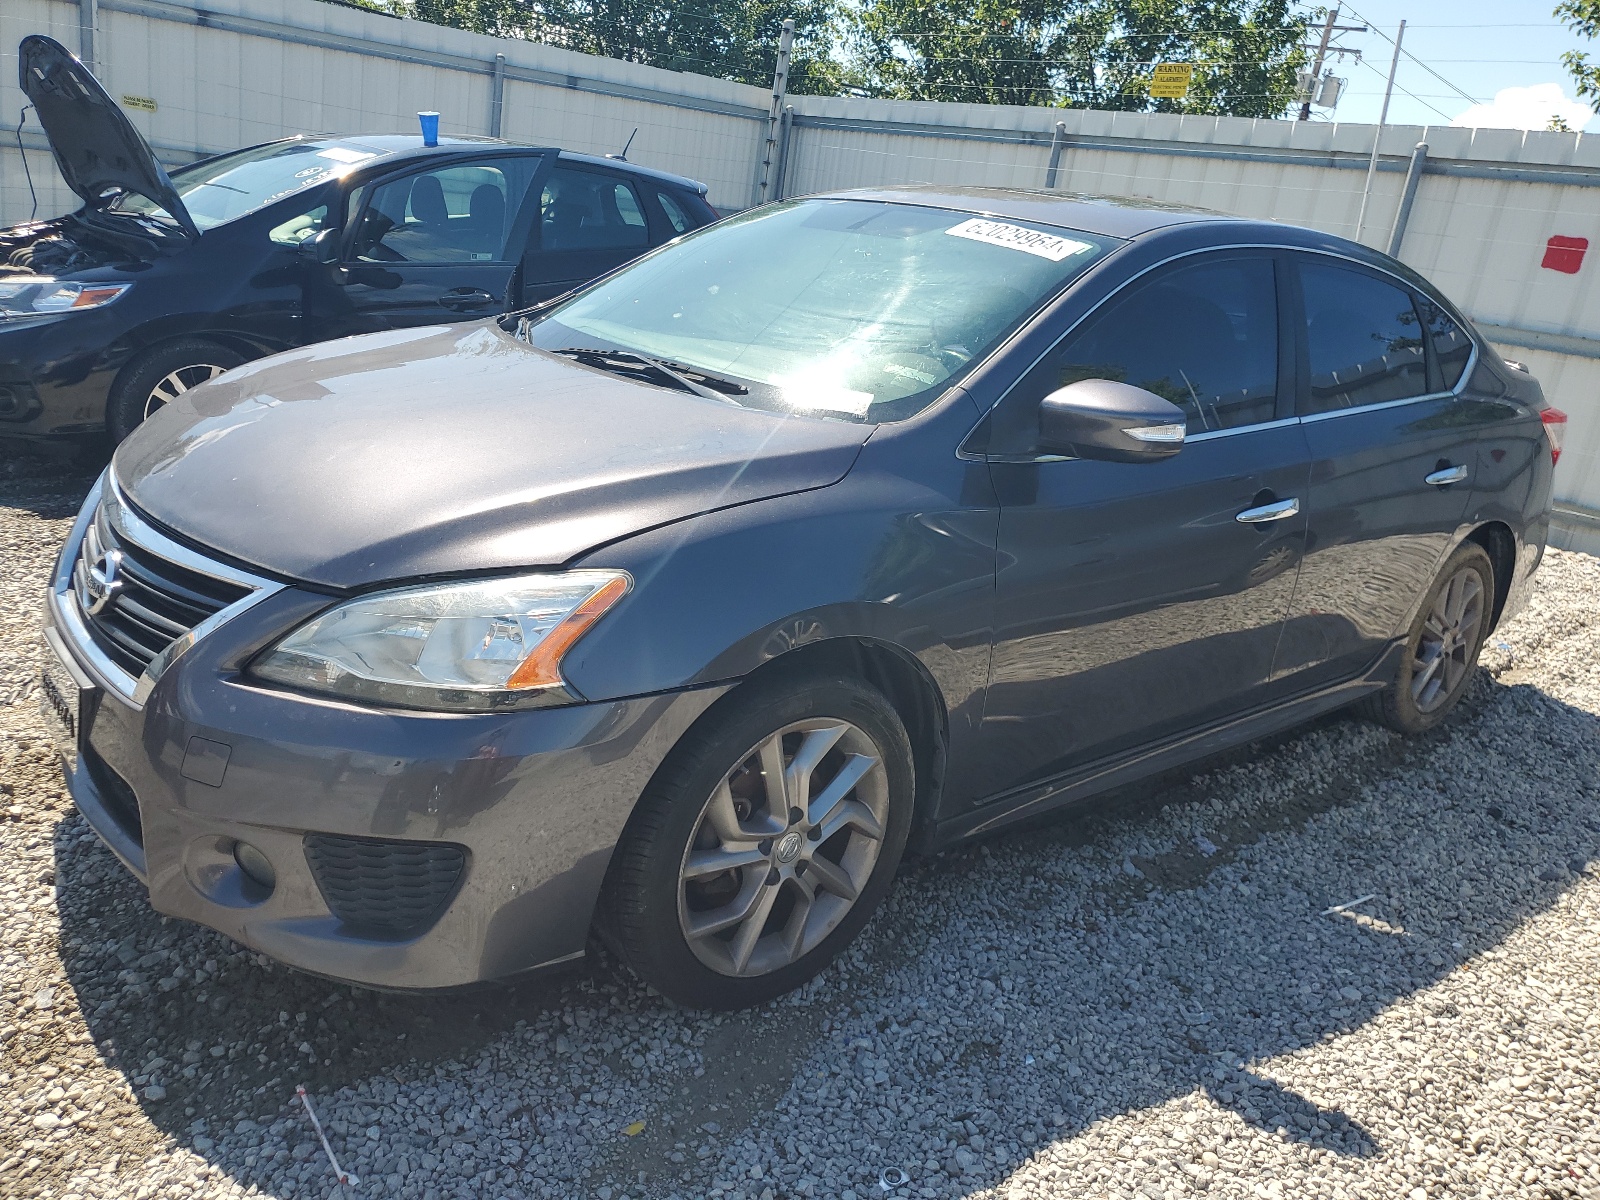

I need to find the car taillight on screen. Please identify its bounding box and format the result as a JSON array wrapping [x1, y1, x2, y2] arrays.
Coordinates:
[[1541, 406, 1567, 466]]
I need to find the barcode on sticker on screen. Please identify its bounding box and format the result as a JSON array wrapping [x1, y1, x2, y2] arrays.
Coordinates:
[[945, 218, 1093, 262]]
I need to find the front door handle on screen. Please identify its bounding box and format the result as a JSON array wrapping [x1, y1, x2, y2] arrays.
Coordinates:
[[1236, 497, 1300, 524], [1424, 464, 1469, 487], [438, 288, 498, 312]]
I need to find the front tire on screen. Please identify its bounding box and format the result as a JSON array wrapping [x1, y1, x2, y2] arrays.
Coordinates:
[[600, 672, 914, 1010], [1362, 541, 1494, 734], [107, 339, 244, 442]]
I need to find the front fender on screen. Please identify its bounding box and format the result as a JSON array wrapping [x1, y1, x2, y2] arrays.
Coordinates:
[[564, 409, 1000, 802]]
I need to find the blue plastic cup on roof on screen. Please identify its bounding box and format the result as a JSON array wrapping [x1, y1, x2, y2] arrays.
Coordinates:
[[418, 111, 440, 147]]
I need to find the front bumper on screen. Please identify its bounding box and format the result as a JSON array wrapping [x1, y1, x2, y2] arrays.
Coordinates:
[[0, 311, 123, 435], [43, 504, 726, 989]]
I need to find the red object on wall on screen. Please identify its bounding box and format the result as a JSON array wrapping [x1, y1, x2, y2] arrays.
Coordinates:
[[1542, 235, 1588, 274]]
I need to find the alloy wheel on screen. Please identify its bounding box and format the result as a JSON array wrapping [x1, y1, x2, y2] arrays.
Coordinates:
[[677, 718, 889, 978], [1411, 565, 1484, 713], [144, 363, 228, 419]]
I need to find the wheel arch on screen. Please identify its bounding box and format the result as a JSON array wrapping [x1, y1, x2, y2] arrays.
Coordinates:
[[749, 637, 949, 856], [625, 636, 950, 866], [1464, 520, 1517, 632]]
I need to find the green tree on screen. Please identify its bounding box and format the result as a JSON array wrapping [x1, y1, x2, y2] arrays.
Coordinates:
[[1557, 0, 1600, 110], [403, 0, 847, 93], [849, 0, 1312, 116]]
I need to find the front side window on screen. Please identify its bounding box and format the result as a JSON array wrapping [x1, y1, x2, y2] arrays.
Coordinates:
[[522, 199, 1114, 422], [1300, 260, 1427, 414], [1021, 255, 1280, 435], [352, 162, 528, 263], [540, 168, 650, 252]]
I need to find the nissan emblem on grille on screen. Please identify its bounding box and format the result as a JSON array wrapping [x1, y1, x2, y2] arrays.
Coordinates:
[[78, 547, 123, 616]]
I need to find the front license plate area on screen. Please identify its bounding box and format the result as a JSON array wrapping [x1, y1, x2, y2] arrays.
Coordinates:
[[39, 640, 89, 769]]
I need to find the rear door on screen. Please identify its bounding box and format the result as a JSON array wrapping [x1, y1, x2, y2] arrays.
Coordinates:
[[311, 155, 541, 336], [520, 164, 655, 304], [1270, 254, 1493, 692], [978, 250, 1311, 795]]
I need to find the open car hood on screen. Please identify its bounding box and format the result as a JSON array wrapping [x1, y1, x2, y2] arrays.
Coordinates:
[[113, 322, 873, 589], [18, 35, 198, 238]]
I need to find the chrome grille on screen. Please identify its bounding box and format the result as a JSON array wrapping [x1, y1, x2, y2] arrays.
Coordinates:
[[70, 498, 253, 678]]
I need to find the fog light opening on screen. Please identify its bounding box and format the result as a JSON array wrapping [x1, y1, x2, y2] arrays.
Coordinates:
[[232, 841, 276, 895]]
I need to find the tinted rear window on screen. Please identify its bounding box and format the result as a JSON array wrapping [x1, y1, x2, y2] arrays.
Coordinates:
[[1300, 261, 1427, 414]]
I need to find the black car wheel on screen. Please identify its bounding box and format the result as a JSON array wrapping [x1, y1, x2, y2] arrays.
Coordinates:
[[600, 671, 914, 1010], [107, 339, 244, 442], [1363, 541, 1494, 734]]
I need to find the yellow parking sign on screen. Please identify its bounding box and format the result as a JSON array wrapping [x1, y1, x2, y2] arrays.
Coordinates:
[[1150, 63, 1194, 99]]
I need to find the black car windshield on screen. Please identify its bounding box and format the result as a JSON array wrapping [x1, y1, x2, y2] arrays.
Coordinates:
[[525, 199, 1115, 422], [112, 140, 380, 230]]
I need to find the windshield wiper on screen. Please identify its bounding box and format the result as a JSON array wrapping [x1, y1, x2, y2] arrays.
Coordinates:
[[550, 348, 748, 400]]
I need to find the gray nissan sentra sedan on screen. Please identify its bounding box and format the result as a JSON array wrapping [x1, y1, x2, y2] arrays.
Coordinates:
[[41, 186, 1560, 1010]]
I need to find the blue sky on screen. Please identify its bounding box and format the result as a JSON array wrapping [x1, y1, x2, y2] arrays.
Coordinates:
[[1311, 0, 1599, 132]]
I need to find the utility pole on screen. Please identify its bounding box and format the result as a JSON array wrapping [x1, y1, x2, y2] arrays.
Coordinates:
[[1299, 8, 1339, 121], [1355, 20, 1406, 244], [754, 19, 795, 207]]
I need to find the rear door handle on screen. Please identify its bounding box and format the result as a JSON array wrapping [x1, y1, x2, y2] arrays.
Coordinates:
[[438, 288, 497, 312], [1236, 497, 1300, 524], [1424, 465, 1469, 487]]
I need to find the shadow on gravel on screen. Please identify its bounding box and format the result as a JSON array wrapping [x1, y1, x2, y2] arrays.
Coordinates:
[[0, 441, 105, 518], [39, 663, 1600, 1198]]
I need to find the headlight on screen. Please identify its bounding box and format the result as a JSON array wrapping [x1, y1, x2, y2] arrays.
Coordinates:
[[249, 571, 630, 711], [0, 279, 133, 318]]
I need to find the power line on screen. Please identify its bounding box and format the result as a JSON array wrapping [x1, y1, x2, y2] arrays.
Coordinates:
[[1351, 50, 1455, 124], [1339, 4, 1483, 107]]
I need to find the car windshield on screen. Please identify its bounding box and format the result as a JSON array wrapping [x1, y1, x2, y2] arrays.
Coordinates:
[[112, 140, 379, 231], [524, 198, 1115, 422]]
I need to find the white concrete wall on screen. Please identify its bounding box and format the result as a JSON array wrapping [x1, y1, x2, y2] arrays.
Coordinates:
[[2, 0, 769, 213]]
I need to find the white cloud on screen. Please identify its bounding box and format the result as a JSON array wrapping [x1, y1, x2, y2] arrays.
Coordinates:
[[1451, 82, 1592, 132]]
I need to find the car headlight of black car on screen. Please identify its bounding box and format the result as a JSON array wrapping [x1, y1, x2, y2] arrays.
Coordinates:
[[0, 279, 132, 318], [250, 571, 630, 711]]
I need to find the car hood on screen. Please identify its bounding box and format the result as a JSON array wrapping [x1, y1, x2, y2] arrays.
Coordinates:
[[113, 323, 872, 589], [18, 36, 198, 238]]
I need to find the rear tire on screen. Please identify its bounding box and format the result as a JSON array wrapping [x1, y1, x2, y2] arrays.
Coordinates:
[[1361, 541, 1493, 734], [107, 339, 244, 443], [599, 671, 914, 1010]]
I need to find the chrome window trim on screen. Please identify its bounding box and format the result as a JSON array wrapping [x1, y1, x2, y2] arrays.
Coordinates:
[[49, 471, 285, 707], [1184, 416, 1299, 443], [1298, 383, 1468, 424], [971, 415, 1301, 465], [963, 240, 1478, 460]]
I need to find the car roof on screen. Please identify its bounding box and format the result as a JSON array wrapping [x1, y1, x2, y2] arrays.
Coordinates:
[[813, 184, 1242, 240], [556, 151, 710, 195], [244, 135, 708, 194]]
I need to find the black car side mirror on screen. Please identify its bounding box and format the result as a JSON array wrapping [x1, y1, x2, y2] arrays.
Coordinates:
[[1037, 379, 1187, 463], [301, 228, 342, 266]]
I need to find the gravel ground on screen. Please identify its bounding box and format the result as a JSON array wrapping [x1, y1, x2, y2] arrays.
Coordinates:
[[3, 450, 1600, 1200]]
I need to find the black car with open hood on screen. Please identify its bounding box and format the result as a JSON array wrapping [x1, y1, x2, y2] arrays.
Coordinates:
[[0, 36, 717, 441], [19, 34, 200, 239]]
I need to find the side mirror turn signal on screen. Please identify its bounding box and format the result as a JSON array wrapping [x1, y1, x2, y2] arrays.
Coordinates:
[[1036, 378, 1187, 463]]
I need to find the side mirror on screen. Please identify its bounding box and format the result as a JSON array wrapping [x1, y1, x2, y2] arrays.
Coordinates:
[[301, 228, 342, 266], [1037, 378, 1186, 463]]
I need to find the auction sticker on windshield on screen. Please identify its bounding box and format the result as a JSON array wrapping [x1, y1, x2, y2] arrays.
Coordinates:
[[945, 218, 1095, 261]]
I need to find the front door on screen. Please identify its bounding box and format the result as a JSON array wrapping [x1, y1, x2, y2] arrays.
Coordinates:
[[521, 164, 656, 305], [1269, 255, 1490, 693], [980, 251, 1311, 798], [309, 157, 540, 338]]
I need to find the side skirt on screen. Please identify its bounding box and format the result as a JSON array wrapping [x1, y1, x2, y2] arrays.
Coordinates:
[[933, 643, 1404, 846]]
